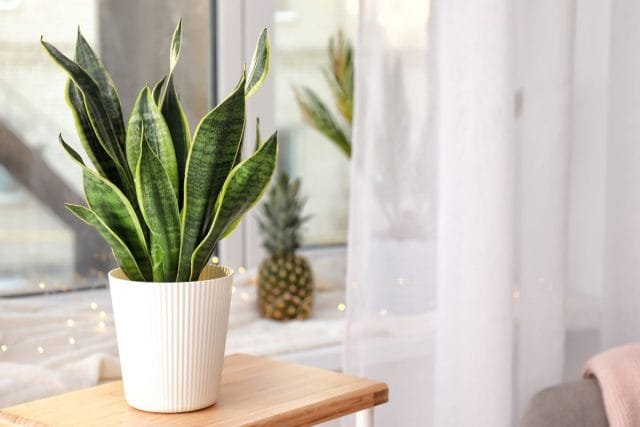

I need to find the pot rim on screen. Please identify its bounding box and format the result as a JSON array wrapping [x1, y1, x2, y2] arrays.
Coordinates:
[[108, 264, 234, 285]]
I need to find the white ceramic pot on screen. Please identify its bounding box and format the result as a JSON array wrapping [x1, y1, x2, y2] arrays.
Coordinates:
[[108, 265, 234, 413]]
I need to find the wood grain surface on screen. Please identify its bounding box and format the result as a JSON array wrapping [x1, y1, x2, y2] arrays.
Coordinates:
[[0, 353, 388, 426]]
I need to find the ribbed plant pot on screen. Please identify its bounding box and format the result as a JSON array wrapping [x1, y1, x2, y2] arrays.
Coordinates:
[[108, 265, 234, 413]]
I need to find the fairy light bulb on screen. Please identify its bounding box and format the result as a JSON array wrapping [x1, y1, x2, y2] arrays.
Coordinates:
[[66, 318, 75, 327], [90, 302, 98, 311], [337, 303, 346, 312]]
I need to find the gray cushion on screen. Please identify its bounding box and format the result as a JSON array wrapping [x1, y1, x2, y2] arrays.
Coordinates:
[[520, 378, 608, 427]]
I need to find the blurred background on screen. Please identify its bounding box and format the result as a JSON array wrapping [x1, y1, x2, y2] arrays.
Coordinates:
[[0, 0, 355, 296]]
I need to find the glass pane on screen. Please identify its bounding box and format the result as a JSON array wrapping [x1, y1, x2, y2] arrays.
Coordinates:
[[273, 0, 358, 246], [0, 0, 209, 296]]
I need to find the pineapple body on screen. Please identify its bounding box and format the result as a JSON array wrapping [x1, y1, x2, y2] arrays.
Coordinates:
[[258, 252, 313, 320]]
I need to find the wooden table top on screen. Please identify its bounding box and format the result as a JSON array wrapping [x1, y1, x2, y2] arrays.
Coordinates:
[[0, 353, 388, 426]]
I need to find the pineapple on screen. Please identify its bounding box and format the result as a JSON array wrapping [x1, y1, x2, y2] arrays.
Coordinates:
[[257, 172, 313, 320]]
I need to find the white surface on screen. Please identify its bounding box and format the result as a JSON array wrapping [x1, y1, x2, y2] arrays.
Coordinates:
[[0, 269, 345, 408], [109, 265, 233, 413], [345, 0, 639, 426]]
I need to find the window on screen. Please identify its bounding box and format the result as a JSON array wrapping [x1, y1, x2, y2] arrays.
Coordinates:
[[216, 0, 357, 271], [0, 0, 210, 296]]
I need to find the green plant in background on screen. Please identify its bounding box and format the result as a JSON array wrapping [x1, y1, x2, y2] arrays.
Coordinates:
[[294, 31, 353, 157], [41, 21, 277, 282], [257, 172, 314, 320]]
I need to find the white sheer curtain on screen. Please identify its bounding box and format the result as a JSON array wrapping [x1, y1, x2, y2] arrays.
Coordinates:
[[344, 0, 640, 425]]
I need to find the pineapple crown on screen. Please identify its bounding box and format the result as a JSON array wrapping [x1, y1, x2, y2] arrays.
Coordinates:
[[258, 172, 310, 254]]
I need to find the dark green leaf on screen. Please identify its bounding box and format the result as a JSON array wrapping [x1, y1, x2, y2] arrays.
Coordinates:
[[41, 39, 129, 172], [74, 29, 126, 146], [66, 80, 125, 189], [60, 135, 152, 280], [160, 76, 190, 203], [190, 132, 278, 280], [65, 204, 146, 281], [125, 87, 179, 196], [135, 131, 181, 282], [176, 74, 246, 281], [152, 76, 167, 104]]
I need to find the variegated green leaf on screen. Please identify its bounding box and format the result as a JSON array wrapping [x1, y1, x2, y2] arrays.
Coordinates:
[[60, 135, 152, 281], [169, 19, 182, 74], [161, 77, 190, 203], [176, 74, 246, 281], [125, 87, 179, 196], [152, 76, 167, 104], [66, 80, 124, 189], [74, 29, 126, 146], [190, 132, 278, 280], [246, 28, 270, 98], [135, 131, 181, 282], [65, 204, 145, 281], [41, 39, 129, 171]]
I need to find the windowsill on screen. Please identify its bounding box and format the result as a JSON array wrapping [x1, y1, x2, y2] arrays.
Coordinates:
[[0, 269, 346, 407]]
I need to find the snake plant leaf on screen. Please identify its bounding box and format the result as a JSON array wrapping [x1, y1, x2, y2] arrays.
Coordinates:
[[254, 117, 262, 152], [190, 132, 278, 280], [152, 76, 167, 104], [41, 39, 128, 170], [160, 77, 190, 202], [176, 74, 246, 281], [149, 20, 189, 199], [65, 204, 146, 282], [294, 86, 351, 157], [60, 135, 152, 280], [135, 132, 181, 282], [74, 29, 126, 146], [246, 28, 270, 98], [66, 80, 124, 188], [125, 87, 179, 197], [169, 19, 182, 75]]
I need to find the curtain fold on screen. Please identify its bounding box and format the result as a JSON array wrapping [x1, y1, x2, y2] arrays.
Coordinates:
[[345, 0, 640, 425], [432, 0, 515, 425]]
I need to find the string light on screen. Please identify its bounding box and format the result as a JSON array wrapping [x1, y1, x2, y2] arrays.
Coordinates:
[[378, 308, 388, 317], [212, 256, 220, 264], [38, 282, 45, 289], [1, 344, 7, 352], [66, 318, 75, 327], [99, 311, 107, 319], [90, 302, 98, 311], [98, 321, 106, 329], [240, 292, 249, 302], [337, 303, 346, 312], [68, 337, 76, 345], [37, 346, 44, 354], [238, 266, 246, 274]]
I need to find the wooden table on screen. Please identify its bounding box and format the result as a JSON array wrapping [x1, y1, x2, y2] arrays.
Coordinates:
[[0, 354, 388, 426]]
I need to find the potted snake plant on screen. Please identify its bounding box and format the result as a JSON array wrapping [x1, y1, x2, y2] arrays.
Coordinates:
[[41, 21, 276, 413]]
